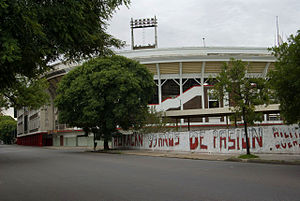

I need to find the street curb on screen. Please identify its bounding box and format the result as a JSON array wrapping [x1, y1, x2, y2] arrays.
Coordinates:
[[90, 150, 300, 165], [43, 147, 300, 166], [89, 150, 230, 160], [225, 157, 300, 165]]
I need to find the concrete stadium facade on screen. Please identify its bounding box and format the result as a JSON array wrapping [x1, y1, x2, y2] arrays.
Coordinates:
[[16, 46, 282, 147]]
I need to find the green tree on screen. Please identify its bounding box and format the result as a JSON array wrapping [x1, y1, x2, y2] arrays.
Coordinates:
[[0, 115, 17, 144], [55, 55, 155, 150], [0, 0, 129, 110], [0, 77, 49, 110], [269, 30, 300, 124], [213, 59, 270, 155], [137, 108, 174, 134]]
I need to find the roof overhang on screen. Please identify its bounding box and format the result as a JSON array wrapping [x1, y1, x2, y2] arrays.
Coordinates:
[[165, 104, 280, 119]]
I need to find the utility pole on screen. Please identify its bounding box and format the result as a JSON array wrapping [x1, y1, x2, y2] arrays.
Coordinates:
[[276, 16, 282, 46]]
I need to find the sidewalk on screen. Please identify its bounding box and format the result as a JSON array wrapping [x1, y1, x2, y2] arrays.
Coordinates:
[[118, 150, 236, 161], [45, 146, 300, 165], [116, 150, 300, 165]]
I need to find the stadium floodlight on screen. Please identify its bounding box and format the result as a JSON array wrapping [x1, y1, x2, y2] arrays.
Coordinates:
[[130, 17, 157, 28], [130, 16, 158, 50]]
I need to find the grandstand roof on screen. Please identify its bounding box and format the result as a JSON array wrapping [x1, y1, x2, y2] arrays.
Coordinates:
[[118, 46, 275, 64]]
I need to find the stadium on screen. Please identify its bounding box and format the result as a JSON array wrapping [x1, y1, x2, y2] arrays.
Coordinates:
[[16, 17, 282, 147], [16, 46, 282, 147]]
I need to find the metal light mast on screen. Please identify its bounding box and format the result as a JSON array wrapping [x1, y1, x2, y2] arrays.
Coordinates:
[[130, 16, 158, 50]]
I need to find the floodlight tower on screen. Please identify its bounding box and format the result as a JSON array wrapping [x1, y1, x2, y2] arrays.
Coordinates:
[[130, 16, 158, 50]]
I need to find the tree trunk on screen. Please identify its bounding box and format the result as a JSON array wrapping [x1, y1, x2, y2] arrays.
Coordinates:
[[242, 107, 251, 155], [234, 115, 237, 128], [243, 121, 251, 155], [93, 132, 96, 151], [103, 124, 110, 150], [104, 138, 109, 150]]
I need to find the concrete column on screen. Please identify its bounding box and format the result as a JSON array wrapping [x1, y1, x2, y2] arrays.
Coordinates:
[[263, 62, 270, 78], [179, 62, 183, 110], [201, 62, 206, 122], [179, 62, 184, 125], [154, 16, 158, 48], [131, 18, 134, 50], [156, 63, 162, 105]]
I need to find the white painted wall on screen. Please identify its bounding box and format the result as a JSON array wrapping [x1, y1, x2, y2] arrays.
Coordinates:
[[112, 125, 300, 154], [53, 132, 112, 148]]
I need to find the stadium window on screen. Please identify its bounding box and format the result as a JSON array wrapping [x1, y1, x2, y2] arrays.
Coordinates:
[[24, 115, 28, 133], [208, 89, 219, 108], [268, 114, 281, 121], [183, 78, 201, 92], [162, 79, 179, 101]]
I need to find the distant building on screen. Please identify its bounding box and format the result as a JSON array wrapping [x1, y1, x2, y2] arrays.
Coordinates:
[[16, 46, 281, 146]]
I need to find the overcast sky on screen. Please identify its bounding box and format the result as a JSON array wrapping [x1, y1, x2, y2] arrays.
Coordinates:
[[108, 0, 300, 49]]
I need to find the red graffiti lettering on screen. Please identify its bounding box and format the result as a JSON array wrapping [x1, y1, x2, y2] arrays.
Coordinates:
[[169, 138, 174, 147], [293, 140, 298, 146], [158, 138, 163, 147], [281, 143, 287, 149], [242, 138, 250, 149], [200, 136, 207, 150], [190, 137, 198, 150], [273, 127, 300, 150], [284, 132, 289, 138], [139, 135, 143, 146], [154, 138, 157, 147], [275, 144, 280, 149], [220, 137, 226, 150], [135, 135, 138, 146], [149, 139, 153, 148], [228, 136, 236, 150], [273, 131, 279, 138], [213, 136, 216, 148], [175, 136, 180, 145], [164, 138, 168, 147], [252, 136, 263, 148]]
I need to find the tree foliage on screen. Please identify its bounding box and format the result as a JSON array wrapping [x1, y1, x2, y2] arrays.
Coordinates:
[[213, 59, 270, 154], [55, 55, 155, 150], [269, 30, 300, 124], [137, 108, 174, 134], [0, 77, 49, 110], [0, 0, 129, 109], [0, 115, 16, 144]]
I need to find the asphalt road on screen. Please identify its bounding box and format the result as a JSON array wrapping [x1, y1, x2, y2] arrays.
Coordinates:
[[0, 145, 299, 201]]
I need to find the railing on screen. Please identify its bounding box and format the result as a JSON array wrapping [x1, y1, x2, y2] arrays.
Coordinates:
[[151, 85, 203, 111]]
